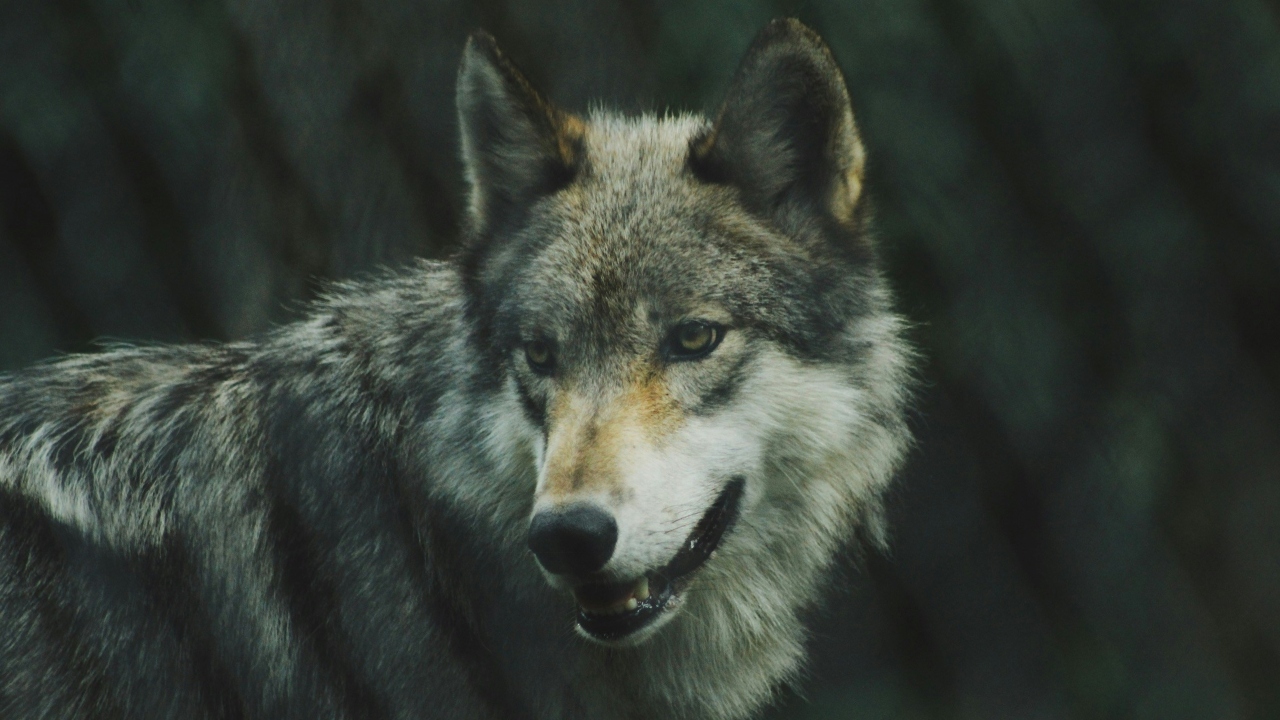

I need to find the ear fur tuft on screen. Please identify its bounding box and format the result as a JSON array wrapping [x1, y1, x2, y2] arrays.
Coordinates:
[[690, 19, 866, 229], [457, 31, 584, 237]]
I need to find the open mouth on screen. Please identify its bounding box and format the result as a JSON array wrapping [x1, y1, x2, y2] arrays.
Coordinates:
[[572, 477, 745, 642]]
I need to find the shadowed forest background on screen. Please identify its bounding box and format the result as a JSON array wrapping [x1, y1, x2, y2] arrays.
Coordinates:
[[2, 0, 1279, 718]]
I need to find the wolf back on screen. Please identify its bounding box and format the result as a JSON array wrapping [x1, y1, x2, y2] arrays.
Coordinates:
[[0, 19, 913, 720]]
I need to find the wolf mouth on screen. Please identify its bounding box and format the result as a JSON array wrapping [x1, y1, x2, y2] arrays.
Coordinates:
[[573, 477, 745, 642]]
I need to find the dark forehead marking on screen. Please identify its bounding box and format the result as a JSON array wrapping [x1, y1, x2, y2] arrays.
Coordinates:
[[586, 263, 634, 329]]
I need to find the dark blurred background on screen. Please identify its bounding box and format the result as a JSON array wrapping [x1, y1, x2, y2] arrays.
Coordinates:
[[2, 0, 1278, 717]]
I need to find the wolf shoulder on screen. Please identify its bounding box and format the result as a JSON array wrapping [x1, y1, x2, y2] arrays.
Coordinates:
[[0, 259, 465, 545]]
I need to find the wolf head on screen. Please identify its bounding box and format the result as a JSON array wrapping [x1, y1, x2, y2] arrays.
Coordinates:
[[456, 18, 911, 659]]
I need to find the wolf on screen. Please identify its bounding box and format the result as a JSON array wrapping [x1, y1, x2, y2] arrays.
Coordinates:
[[0, 18, 911, 720]]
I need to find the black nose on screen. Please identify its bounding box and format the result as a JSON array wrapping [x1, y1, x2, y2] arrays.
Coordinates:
[[527, 504, 618, 576]]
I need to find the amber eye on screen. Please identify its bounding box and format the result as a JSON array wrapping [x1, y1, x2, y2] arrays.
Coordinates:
[[669, 321, 722, 360], [525, 340, 554, 374]]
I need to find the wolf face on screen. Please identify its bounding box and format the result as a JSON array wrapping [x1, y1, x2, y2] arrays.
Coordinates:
[[458, 20, 911, 648]]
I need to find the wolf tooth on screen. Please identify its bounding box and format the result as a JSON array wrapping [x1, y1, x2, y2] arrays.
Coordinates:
[[0, 19, 913, 720]]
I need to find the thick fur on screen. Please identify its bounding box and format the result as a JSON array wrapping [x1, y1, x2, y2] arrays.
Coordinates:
[[0, 19, 912, 720]]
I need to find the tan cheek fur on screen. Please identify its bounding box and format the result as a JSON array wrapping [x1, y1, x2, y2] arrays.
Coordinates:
[[540, 366, 682, 500]]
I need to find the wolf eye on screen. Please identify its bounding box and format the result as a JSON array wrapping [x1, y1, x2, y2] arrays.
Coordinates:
[[668, 322, 722, 360], [525, 340, 554, 374]]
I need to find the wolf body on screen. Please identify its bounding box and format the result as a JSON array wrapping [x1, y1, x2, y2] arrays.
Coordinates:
[[0, 20, 912, 720]]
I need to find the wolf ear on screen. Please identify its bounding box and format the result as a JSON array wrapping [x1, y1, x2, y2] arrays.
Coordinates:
[[690, 19, 866, 229], [457, 31, 584, 237]]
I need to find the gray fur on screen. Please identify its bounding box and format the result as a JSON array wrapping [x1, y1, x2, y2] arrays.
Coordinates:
[[0, 19, 912, 720]]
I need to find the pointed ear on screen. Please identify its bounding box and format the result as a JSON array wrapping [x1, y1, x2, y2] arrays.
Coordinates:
[[456, 31, 584, 236], [690, 19, 866, 229]]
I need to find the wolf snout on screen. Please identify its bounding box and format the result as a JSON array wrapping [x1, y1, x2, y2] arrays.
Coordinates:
[[527, 504, 618, 576]]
